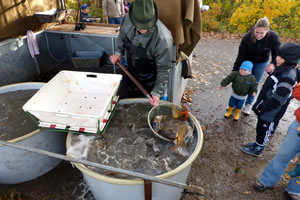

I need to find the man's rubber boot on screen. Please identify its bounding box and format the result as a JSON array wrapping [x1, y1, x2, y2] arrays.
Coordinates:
[[234, 109, 241, 121], [224, 106, 234, 118]]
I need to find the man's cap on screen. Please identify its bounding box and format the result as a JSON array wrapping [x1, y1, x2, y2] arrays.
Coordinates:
[[240, 61, 253, 71], [129, 0, 158, 30], [298, 59, 300, 64], [278, 43, 300, 65], [82, 4, 88, 10]]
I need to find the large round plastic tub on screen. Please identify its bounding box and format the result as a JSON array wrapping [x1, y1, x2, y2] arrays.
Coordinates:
[[66, 99, 203, 200], [0, 82, 67, 184]]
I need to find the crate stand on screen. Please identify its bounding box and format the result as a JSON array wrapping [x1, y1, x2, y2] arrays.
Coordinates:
[[23, 71, 122, 134]]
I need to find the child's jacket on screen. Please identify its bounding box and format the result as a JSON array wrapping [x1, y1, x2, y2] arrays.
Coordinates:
[[293, 83, 300, 123], [252, 64, 297, 122], [221, 71, 257, 96]]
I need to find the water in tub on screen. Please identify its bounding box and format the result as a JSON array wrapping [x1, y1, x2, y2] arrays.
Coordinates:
[[68, 102, 197, 179], [0, 90, 38, 141]]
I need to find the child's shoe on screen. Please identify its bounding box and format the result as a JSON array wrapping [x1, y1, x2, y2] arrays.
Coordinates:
[[244, 142, 256, 148], [224, 106, 233, 118], [286, 192, 300, 200], [234, 109, 241, 121], [253, 181, 270, 192], [242, 143, 265, 157], [243, 104, 252, 115]]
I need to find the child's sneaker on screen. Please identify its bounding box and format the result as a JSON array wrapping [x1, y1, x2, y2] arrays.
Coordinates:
[[286, 192, 300, 200], [243, 104, 252, 115], [242, 143, 265, 157], [244, 142, 256, 148], [253, 181, 270, 192]]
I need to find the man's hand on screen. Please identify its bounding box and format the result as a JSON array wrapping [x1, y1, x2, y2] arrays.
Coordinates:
[[265, 63, 275, 73], [149, 95, 160, 106], [110, 54, 121, 64]]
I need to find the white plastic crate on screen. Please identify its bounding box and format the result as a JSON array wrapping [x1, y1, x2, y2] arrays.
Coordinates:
[[23, 71, 122, 134]]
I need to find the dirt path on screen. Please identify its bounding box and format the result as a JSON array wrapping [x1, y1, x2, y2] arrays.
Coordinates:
[[1, 37, 299, 200]]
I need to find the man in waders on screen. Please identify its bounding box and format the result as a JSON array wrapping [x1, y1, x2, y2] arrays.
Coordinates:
[[110, 0, 173, 106]]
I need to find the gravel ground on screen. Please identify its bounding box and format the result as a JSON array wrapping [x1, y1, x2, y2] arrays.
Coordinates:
[[1, 35, 299, 200]]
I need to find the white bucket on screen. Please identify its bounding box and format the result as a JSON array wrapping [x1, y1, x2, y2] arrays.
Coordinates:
[[0, 82, 67, 184], [66, 98, 203, 200]]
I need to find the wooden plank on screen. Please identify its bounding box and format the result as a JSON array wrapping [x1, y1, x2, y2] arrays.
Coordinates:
[[46, 23, 120, 36]]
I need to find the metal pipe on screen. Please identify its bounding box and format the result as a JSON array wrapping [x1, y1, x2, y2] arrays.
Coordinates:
[[0, 140, 204, 196], [61, 0, 65, 9]]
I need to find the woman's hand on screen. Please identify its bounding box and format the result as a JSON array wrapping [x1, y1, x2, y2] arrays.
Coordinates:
[[265, 63, 275, 73], [149, 95, 160, 106], [110, 54, 121, 64]]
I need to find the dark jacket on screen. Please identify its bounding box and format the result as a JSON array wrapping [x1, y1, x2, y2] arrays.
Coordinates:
[[252, 63, 297, 122], [115, 15, 173, 97], [233, 30, 281, 71], [221, 71, 257, 96], [80, 10, 91, 22]]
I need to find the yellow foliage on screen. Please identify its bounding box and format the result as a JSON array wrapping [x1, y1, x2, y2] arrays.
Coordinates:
[[229, 0, 299, 33], [202, 2, 222, 31]]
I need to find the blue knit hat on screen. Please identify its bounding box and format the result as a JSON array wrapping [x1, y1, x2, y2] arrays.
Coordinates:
[[82, 4, 88, 10], [240, 61, 253, 71]]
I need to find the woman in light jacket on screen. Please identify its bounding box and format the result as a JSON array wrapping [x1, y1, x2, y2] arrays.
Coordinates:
[[102, 0, 125, 24]]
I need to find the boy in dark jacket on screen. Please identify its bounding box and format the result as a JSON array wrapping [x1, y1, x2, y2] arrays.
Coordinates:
[[242, 43, 300, 157], [80, 4, 92, 23], [220, 61, 258, 121]]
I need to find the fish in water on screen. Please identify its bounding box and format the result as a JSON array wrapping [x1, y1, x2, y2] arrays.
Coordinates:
[[152, 115, 177, 140], [173, 124, 193, 152], [151, 114, 192, 143], [171, 104, 189, 120]]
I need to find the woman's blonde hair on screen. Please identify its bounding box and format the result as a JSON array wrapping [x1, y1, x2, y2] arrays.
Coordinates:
[[251, 16, 270, 43]]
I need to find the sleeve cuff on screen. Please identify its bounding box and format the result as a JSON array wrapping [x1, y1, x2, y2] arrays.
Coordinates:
[[115, 51, 122, 56], [151, 91, 161, 98]]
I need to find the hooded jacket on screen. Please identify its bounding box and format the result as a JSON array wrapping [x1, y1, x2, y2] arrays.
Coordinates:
[[233, 30, 280, 71], [252, 63, 297, 122], [115, 15, 173, 97], [293, 83, 300, 123]]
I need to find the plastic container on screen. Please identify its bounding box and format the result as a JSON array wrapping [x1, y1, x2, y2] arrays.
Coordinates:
[[66, 98, 203, 200], [34, 8, 67, 23], [0, 82, 67, 184], [23, 71, 122, 134], [71, 50, 104, 69]]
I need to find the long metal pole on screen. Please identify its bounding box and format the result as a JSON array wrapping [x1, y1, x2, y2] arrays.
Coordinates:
[[0, 140, 204, 196]]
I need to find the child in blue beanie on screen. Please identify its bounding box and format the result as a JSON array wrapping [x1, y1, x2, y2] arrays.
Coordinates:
[[219, 61, 258, 120], [80, 4, 92, 22]]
